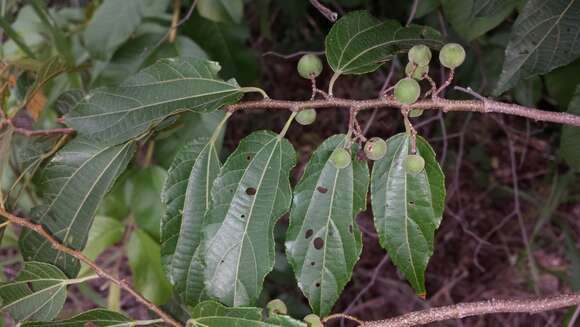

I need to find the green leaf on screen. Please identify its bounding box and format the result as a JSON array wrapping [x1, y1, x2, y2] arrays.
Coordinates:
[[494, 0, 580, 95], [545, 58, 580, 109], [441, 0, 517, 41], [127, 229, 172, 305], [161, 137, 221, 305], [185, 15, 259, 85], [197, 0, 243, 24], [560, 86, 580, 170], [325, 11, 443, 76], [83, 0, 145, 60], [285, 135, 369, 316], [65, 58, 242, 146], [513, 76, 543, 107], [0, 262, 68, 322], [79, 216, 124, 276], [203, 130, 296, 306], [124, 166, 167, 240], [189, 301, 305, 327], [19, 139, 135, 277], [370, 133, 445, 296], [21, 309, 132, 327]]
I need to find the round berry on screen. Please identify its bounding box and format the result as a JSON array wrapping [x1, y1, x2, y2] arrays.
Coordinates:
[[408, 44, 432, 67], [405, 62, 429, 80], [394, 78, 420, 104], [266, 299, 287, 315], [409, 108, 424, 117], [297, 54, 323, 79], [303, 314, 323, 327], [404, 154, 425, 174], [364, 137, 387, 161], [296, 108, 317, 125], [439, 43, 465, 69], [330, 148, 351, 169]]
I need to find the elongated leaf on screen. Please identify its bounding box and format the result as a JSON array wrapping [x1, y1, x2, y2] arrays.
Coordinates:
[[65, 58, 242, 146], [127, 229, 172, 305], [19, 138, 135, 277], [189, 301, 305, 327], [285, 135, 369, 316], [442, 0, 517, 41], [325, 11, 442, 75], [21, 309, 132, 327], [161, 137, 221, 305], [370, 133, 445, 296], [494, 0, 580, 95], [203, 131, 296, 306], [83, 0, 145, 60], [560, 86, 580, 170], [0, 262, 68, 322]]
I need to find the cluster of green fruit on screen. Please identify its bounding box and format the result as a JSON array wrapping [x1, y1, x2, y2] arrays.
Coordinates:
[[395, 43, 465, 109]]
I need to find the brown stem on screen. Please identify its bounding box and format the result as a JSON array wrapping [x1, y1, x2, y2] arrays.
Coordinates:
[[168, 0, 181, 43], [361, 292, 580, 327], [0, 209, 183, 327], [12, 126, 75, 136], [224, 97, 580, 127], [309, 0, 338, 21]]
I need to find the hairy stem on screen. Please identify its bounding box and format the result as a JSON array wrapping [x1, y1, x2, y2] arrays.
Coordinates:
[[361, 292, 580, 327], [0, 209, 183, 327]]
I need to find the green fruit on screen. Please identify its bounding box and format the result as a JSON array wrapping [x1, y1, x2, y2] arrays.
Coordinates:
[[394, 78, 420, 104], [364, 137, 387, 161], [409, 108, 424, 117], [330, 148, 351, 169], [297, 54, 323, 79], [266, 299, 287, 315], [404, 154, 425, 174], [296, 108, 317, 125], [408, 44, 432, 67], [303, 314, 323, 327], [405, 62, 429, 80], [439, 43, 466, 69]]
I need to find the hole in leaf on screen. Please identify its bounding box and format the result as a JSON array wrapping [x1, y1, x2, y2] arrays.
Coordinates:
[[246, 187, 257, 196], [315, 282, 320, 288], [246, 155, 252, 161], [317, 186, 328, 193], [241, 214, 246, 218], [348, 225, 353, 234], [313, 237, 324, 250], [220, 260, 225, 264], [409, 201, 415, 206], [310, 261, 315, 266], [305, 229, 313, 239]]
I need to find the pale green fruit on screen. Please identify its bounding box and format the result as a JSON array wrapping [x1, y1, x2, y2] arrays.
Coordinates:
[[364, 137, 387, 161], [394, 78, 420, 104], [405, 62, 429, 80], [439, 43, 466, 69], [296, 108, 317, 125], [408, 44, 432, 67], [266, 299, 287, 315], [297, 54, 323, 79], [330, 148, 351, 169], [303, 314, 323, 327], [409, 108, 424, 117], [404, 154, 425, 174]]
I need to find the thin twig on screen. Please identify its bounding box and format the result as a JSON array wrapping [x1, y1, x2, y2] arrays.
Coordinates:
[[168, 0, 181, 43], [262, 50, 325, 59], [0, 209, 183, 327], [309, 0, 338, 21], [223, 97, 580, 127], [361, 292, 580, 327]]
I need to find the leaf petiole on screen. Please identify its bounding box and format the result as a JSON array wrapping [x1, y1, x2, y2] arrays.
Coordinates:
[[278, 111, 297, 138]]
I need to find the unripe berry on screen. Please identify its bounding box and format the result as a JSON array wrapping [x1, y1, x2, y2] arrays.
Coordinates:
[[296, 108, 317, 125], [394, 78, 420, 104], [297, 54, 323, 79], [408, 44, 432, 67], [409, 108, 424, 117], [405, 62, 429, 80], [303, 314, 323, 327], [266, 299, 287, 315], [404, 154, 425, 174], [439, 43, 465, 69], [330, 148, 351, 169], [364, 137, 387, 161]]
